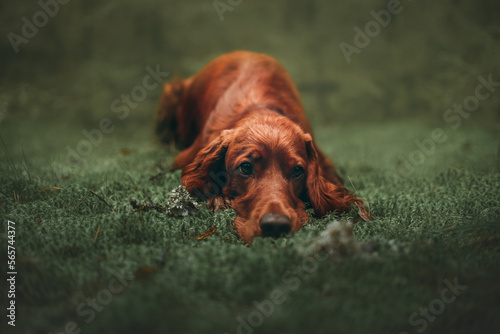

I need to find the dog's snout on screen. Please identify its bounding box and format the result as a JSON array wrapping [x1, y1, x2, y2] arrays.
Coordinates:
[[259, 213, 291, 238]]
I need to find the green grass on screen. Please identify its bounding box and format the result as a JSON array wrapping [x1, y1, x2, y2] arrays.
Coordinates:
[[0, 119, 499, 334]]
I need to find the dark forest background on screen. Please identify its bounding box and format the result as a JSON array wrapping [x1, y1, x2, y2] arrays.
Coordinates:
[[0, 0, 499, 127]]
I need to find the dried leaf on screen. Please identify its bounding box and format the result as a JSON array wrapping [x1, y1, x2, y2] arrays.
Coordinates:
[[356, 200, 372, 221], [193, 225, 217, 241]]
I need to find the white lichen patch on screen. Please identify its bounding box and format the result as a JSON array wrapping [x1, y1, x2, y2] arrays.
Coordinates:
[[312, 220, 361, 258], [165, 185, 199, 217]]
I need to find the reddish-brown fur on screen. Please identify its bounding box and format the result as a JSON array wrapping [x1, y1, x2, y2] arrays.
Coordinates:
[[156, 51, 369, 244]]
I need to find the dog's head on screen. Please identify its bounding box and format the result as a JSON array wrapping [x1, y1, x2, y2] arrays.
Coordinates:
[[181, 111, 367, 244]]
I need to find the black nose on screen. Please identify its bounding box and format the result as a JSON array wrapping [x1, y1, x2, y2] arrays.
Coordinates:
[[259, 213, 291, 238]]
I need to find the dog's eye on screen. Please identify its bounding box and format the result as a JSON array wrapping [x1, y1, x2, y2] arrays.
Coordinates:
[[291, 166, 304, 179], [238, 162, 253, 176]]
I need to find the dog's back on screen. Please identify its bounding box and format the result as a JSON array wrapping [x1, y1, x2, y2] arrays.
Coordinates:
[[156, 51, 312, 152]]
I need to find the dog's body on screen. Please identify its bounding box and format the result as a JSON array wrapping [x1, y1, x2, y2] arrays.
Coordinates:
[[156, 51, 367, 244]]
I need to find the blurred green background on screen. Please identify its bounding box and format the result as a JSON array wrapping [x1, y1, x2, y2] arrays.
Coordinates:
[[1, 0, 499, 126], [1, 1, 499, 334]]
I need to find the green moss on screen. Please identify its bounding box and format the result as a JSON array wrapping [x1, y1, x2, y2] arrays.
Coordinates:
[[0, 118, 498, 334]]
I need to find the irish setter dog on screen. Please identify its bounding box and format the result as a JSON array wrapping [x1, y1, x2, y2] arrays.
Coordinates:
[[156, 51, 369, 244]]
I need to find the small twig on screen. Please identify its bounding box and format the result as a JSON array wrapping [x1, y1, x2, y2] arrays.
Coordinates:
[[75, 190, 116, 214], [120, 212, 132, 237], [427, 212, 439, 224], [142, 188, 154, 204], [94, 224, 101, 242], [75, 191, 92, 211], [89, 190, 116, 214], [433, 186, 439, 197], [13, 190, 19, 203], [149, 169, 169, 181], [40, 186, 63, 198]]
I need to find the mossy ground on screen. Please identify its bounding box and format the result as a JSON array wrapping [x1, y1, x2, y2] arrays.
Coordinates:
[[1, 117, 498, 334]]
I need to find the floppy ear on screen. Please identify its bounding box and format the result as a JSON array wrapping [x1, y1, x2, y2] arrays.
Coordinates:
[[181, 130, 233, 200], [304, 134, 371, 221]]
